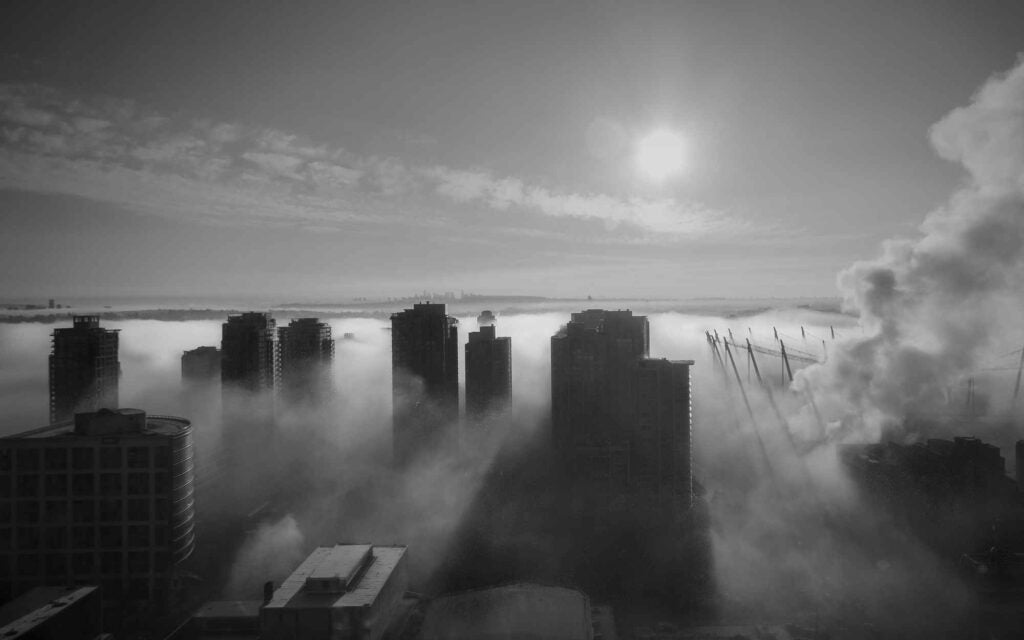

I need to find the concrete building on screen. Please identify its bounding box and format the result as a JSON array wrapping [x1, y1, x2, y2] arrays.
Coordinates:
[[49, 316, 120, 424], [551, 310, 694, 519], [391, 303, 459, 466], [278, 318, 334, 403], [0, 586, 103, 639], [181, 346, 221, 383], [465, 325, 511, 419], [261, 544, 409, 640], [221, 313, 279, 394], [0, 409, 196, 621]]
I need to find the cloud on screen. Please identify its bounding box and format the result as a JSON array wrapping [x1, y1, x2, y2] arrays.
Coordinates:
[[0, 83, 747, 242]]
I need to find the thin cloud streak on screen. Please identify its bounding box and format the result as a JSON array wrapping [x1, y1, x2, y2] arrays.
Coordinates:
[[0, 83, 753, 241]]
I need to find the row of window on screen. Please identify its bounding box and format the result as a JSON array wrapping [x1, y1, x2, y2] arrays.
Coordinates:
[[0, 524, 171, 550], [1, 550, 172, 578], [0, 446, 175, 472], [1, 472, 174, 498], [0, 498, 171, 524]]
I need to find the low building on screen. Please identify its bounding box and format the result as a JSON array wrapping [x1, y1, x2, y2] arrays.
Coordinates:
[[261, 544, 409, 640], [0, 585, 103, 639]]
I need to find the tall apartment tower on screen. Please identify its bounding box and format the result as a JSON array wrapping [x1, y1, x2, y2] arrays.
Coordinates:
[[181, 346, 221, 383], [221, 313, 278, 394], [551, 309, 693, 518], [278, 318, 334, 403], [465, 325, 511, 418], [49, 316, 120, 424], [391, 303, 459, 465], [0, 409, 195, 623]]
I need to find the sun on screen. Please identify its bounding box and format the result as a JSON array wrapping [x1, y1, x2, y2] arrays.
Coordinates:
[[635, 129, 687, 182]]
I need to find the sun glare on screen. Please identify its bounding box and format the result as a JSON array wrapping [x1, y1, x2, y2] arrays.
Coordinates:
[[635, 129, 687, 183]]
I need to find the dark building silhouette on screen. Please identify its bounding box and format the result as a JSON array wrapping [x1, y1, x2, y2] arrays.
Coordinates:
[[221, 313, 278, 393], [0, 409, 195, 624], [551, 310, 693, 519], [0, 586, 103, 639], [391, 303, 459, 466], [477, 310, 496, 327], [49, 316, 120, 424], [181, 346, 221, 382], [465, 325, 511, 418], [277, 318, 334, 403]]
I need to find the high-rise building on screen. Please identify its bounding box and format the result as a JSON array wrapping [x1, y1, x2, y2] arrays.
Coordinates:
[[49, 316, 120, 424], [181, 346, 221, 383], [221, 313, 278, 394], [391, 303, 458, 465], [261, 544, 408, 640], [635, 358, 694, 513], [465, 325, 511, 418], [0, 409, 195, 622], [551, 310, 693, 518], [277, 318, 334, 403]]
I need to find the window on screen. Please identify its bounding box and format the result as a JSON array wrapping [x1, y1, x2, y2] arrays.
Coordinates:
[[99, 474, 122, 494], [72, 474, 94, 496], [16, 527, 39, 549], [15, 501, 39, 523], [127, 551, 149, 573], [127, 474, 149, 495], [154, 499, 168, 521], [0, 476, 8, 499], [0, 450, 10, 472], [154, 473, 168, 494], [15, 449, 39, 472], [72, 552, 95, 575], [0, 528, 10, 551], [44, 449, 67, 471], [45, 554, 67, 578], [44, 475, 68, 497], [72, 500, 95, 523], [43, 501, 68, 524], [0, 503, 9, 524], [16, 475, 39, 497], [72, 448, 94, 470], [127, 447, 149, 469], [72, 526, 95, 548], [100, 551, 122, 574], [99, 448, 121, 470], [127, 525, 149, 547], [127, 500, 149, 521], [17, 554, 39, 577], [44, 527, 67, 549], [99, 525, 122, 548], [154, 447, 170, 468], [99, 499, 122, 522]]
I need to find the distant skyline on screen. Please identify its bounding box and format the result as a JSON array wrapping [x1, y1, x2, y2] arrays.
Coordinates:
[[1, 1, 1022, 299]]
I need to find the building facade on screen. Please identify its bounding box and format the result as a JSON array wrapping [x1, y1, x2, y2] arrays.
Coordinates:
[[277, 318, 334, 403], [221, 313, 279, 394], [49, 316, 120, 424], [181, 346, 221, 383], [465, 325, 512, 419], [391, 303, 459, 465], [0, 409, 195, 620], [551, 310, 693, 519]]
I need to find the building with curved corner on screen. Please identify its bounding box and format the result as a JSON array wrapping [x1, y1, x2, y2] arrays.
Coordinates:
[[0, 408, 195, 622]]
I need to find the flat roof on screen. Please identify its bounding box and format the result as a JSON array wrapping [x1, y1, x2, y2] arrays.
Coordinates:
[[0, 586, 98, 638], [3, 413, 190, 440], [264, 545, 406, 610], [419, 583, 593, 640], [193, 600, 262, 620]]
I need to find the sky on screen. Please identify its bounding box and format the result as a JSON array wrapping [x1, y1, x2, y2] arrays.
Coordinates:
[[0, 1, 1022, 301]]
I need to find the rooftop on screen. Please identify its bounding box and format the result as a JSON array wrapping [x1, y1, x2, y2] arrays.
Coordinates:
[[2, 408, 191, 440], [264, 544, 406, 610], [0, 586, 99, 638]]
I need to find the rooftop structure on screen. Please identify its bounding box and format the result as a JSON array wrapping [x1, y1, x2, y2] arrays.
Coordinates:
[[419, 584, 596, 640], [465, 324, 511, 419], [0, 409, 195, 621], [477, 310, 496, 327], [49, 316, 120, 424], [391, 303, 459, 466], [261, 544, 408, 640]]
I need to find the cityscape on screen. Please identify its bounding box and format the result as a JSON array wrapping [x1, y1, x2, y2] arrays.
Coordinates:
[[1, 2, 1024, 639]]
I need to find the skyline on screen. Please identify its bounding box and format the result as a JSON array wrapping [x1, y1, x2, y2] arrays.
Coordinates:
[[2, 1, 1022, 299]]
